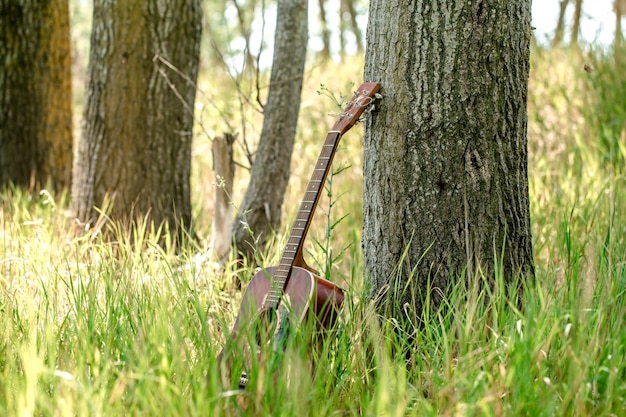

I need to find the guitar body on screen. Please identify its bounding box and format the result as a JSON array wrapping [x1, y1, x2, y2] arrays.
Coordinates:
[[218, 266, 344, 387], [230, 266, 344, 337]]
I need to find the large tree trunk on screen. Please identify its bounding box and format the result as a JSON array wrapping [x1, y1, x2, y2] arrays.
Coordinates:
[[71, 0, 202, 237], [0, 0, 73, 192], [232, 0, 308, 260], [363, 0, 534, 318]]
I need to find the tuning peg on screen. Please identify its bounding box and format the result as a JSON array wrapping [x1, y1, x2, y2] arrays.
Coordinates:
[[357, 105, 376, 123]]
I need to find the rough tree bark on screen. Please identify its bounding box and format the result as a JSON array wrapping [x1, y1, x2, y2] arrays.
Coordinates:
[[71, 0, 202, 237], [0, 0, 72, 191], [362, 0, 535, 318], [232, 0, 308, 260]]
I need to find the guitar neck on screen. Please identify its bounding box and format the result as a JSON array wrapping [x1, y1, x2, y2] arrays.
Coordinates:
[[261, 82, 381, 310], [264, 130, 342, 308]]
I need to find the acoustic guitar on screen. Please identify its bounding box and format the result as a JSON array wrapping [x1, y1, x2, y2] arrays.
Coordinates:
[[218, 82, 382, 389]]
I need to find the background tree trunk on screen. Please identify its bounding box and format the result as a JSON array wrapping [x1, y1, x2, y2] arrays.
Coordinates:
[[571, 0, 583, 45], [343, 0, 363, 55], [317, 0, 331, 60], [232, 0, 308, 260], [616, 0, 625, 51], [71, 0, 202, 237], [230, 0, 257, 73], [0, 0, 73, 192], [363, 0, 535, 317], [553, 0, 570, 47]]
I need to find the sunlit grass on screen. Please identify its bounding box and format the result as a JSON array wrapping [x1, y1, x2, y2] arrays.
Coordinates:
[[1, 48, 626, 415]]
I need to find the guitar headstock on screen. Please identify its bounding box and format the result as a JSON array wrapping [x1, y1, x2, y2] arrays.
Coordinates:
[[330, 82, 381, 135]]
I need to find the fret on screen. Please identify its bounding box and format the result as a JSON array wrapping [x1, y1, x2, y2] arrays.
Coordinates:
[[266, 292, 280, 300], [270, 274, 286, 281]]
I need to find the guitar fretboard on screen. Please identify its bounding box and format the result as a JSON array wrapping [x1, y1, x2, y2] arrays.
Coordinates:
[[263, 131, 343, 309]]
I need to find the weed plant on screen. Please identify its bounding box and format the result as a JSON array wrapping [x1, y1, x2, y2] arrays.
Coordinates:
[[1, 48, 625, 415]]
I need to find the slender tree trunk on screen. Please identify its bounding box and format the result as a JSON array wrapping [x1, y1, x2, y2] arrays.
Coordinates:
[[571, 0, 583, 45], [339, 0, 347, 57], [338, 0, 363, 56], [232, 0, 308, 260], [231, 0, 257, 73], [71, 0, 202, 237], [553, 0, 570, 47], [363, 0, 534, 318], [318, 0, 331, 60], [344, 0, 363, 54], [616, 0, 625, 51], [0, 0, 72, 192]]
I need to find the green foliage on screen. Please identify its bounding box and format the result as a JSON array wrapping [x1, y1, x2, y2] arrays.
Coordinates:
[[2, 48, 626, 415]]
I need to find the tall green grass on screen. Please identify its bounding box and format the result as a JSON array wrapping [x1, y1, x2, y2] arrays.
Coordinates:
[[1, 48, 625, 415]]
